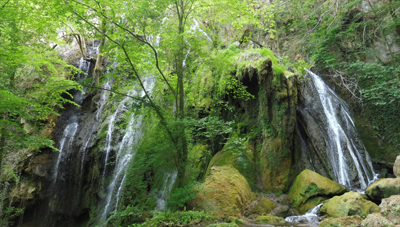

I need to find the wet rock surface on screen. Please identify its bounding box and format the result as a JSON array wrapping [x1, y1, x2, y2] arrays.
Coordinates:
[[394, 155, 400, 178]]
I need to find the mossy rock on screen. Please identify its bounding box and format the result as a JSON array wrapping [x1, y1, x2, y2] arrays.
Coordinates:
[[366, 178, 400, 203], [206, 136, 255, 188], [244, 197, 276, 217], [288, 169, 347, 214], [256, 214, 286, 223], [206, 223, 239, 227], [189, 166, 256, 218], [361, 213, 396, 227], [320, 192, 380, 219], [379, 195, 400, 225], [320, 216, 363, 227]]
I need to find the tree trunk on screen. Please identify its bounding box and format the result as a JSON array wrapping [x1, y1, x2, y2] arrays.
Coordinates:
[[0, 112, 9, 177]]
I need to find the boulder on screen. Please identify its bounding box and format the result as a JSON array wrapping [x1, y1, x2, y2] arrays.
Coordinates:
[[288, 169, 347, 214], [189, 166, 256, 218], [244, 197, 276, 217], [319, 216, 363, 227], [379, 195, 400, 225], [366, 178, 400, 202], [394, 155, 400, 178], [206, 137, 255, 188], [361, 213, 396, 227], [206, 224, 239, 227], [319, 191, 380, 218], [256, 214, 286, 224]]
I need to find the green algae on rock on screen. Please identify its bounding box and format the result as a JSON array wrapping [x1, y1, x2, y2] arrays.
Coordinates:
[[366, 178, 400, 203], [288, 169, 347, 214], [244, 197, 276, 217], [256, 214, 286, 223], [189, 166, 255, 218], [320, 191, 380, 219]]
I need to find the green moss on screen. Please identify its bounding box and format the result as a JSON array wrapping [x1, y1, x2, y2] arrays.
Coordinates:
[[256, 214, 286, 223], [205, 134, 255, 189], [288, 169, 347, 214]]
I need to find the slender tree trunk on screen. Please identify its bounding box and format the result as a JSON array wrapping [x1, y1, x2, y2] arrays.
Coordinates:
[[0, 112, 9, 177]]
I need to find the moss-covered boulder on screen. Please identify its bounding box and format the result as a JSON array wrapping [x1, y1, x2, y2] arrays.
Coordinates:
[[244, 197, 276, 217], [206, 223, 239, 227], [189, 166, 256, 218], [394, 155, 400, 178], [256, 214, 286, 224], [320, 192, 380, 219], [319, 216, 363, 227], [361, 213, 396, 227], [366, 178, 400, 203], [205, 136, 255, 188], [288, 169, 347, 214]]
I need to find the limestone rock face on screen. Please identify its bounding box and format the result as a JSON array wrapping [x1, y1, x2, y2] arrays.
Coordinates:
[[366, 178, 400, 202], [288, 169, 347, 214], [25, 154, 54, 179], [394, 155, 400, 178], [319, 191, 380, 218], [189, 166, 256, 218], [319, 216, 363, 227], [10, 181, 40, 207]]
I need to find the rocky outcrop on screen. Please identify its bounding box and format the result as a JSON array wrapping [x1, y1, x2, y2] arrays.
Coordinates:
[[319, 216, 363, 227], [394, 155, 400, 178], [189, 166, 255, 218], [319, 191, 380, 218], [288, 169, 347, 214], [366, 178, 400, 202]]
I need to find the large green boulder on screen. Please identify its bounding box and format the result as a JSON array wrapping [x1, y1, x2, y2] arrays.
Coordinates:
[[366, 178, 400, 203], [319, 216, 363, 227], [288, 169, 347, 214], [189, 166, 256, 218], [206, 136, 255, 188], [320, 192, 380, 219], [379, 195, 400, 225]]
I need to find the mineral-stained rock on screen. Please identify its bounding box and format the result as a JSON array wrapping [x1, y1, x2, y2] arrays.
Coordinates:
[[394, 155, 400, 178], [9, 181, 40, 207], [189, 166, 256, 218], [361, 213, 395, 227], [25, 153, 54, 179], [319, 216, 363, 227], [366, 178, 400, 202], [288, 169, 347, 214], [319, 191, 380, 218]]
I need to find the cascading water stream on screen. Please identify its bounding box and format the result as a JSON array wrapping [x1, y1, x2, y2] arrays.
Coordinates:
[[305, 70, 377, 190], [100, 77, 156, 222], [155, 171, 178, 211]]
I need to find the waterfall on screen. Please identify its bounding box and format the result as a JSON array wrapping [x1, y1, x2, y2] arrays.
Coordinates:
[[100, 77, 156, 222], [299, 70, 377, 190], [155, 170, 178, 211], [285, 203, 323, 225]]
